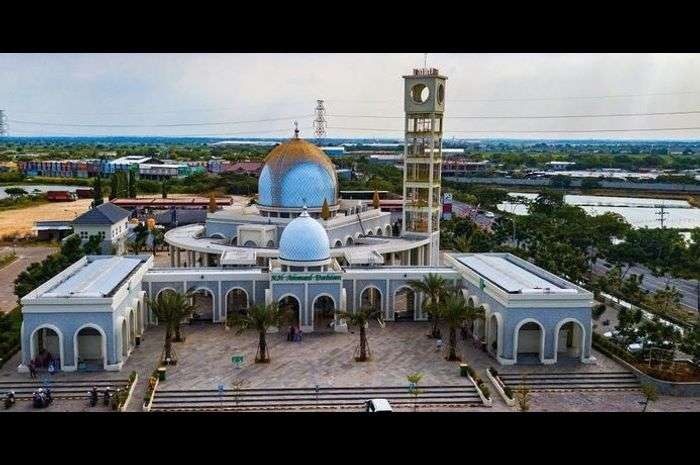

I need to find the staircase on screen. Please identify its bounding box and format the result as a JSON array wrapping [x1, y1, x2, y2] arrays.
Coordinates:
[[497, 371, 641, 392], [151, 384, 483, 412], [0, 378, 130, 400]]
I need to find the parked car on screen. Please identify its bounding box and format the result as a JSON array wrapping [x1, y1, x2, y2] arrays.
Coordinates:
[[365, 399, 392, 413]]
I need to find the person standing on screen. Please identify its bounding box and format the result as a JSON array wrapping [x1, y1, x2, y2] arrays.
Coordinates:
[[29, 360, 37, 379]]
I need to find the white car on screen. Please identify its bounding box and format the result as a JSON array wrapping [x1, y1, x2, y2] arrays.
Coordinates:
[[365, 399, 393, 413]]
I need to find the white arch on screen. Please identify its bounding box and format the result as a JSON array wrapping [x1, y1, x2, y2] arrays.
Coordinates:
[[156, 286, 178, 300], [225, 287, 249, 315], [128, 308, 136, 347], [243, 240, 258, 247], [120, 317, 129, 358], [355, 232, 362, 240], [209, 233, 225, 239], [135, 301, 143, 335], [467, 295, 479, 308], [376, 227, 383, 236], [190, 286, 216, 319], [367, 230, 373, 236], [345, 236, 354, 246], [312, 293, 337, 311], [393, 285, 417, 319], [512, 318, 546, 364], [278, 293, 302, 326], [487, 312, 504, 358], [553, 317, 586, 363], [29, 324, 65, 371], [334, 240, 343, 248], [359, 285, 383, 311], [73, 323, 108, 370]]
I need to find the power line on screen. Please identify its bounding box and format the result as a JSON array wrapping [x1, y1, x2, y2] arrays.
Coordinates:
[[7, 115, 312, 128], [6, 126, 314, 138], [329, 108, 700, 120], [327, 125, 700, 134]]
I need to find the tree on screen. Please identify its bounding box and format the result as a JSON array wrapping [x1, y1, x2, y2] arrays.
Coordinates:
[[406, 372, 423, 411], [92, 176, 104, 207], [126, 238, 143, 255], [640, 384, 659, 412], [407, 273, 451, 339], [335, 306, 383, 362], [680, 321, 700, 364], [441, 292, 484, 361], [227, 302, 288, 363], [127, 170, 137, 198], [208, 193, 218, 213], [146, 291, 195, 363], [161, 180, 168, 199], [649, 285, 683, 316], [372, 190, 380, 209], [321, 198, 330, 220], [109, 173, 120, 200], [61, 234, 84, 263], [83, 235, 102, 255]]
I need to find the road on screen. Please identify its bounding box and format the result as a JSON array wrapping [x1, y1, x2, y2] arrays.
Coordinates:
[[592, 259, 698, 313], [450, 200, 497, 231], [0, 245, 57, 313]]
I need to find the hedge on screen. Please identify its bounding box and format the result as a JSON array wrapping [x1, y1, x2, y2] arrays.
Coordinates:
[[0, 307, 22, 367]]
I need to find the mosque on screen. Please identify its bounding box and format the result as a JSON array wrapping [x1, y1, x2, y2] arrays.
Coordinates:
[[17, 68, 595, 373]]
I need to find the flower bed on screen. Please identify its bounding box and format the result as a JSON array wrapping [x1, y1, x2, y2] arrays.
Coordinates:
[[462, 364, 492, 407], [114, 371, 138, 412], [486, 366, 515, 407], [142, 369, 160, 412]]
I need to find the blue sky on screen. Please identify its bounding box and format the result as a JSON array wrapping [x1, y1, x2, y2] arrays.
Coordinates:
[[1, 53, 700, 139]]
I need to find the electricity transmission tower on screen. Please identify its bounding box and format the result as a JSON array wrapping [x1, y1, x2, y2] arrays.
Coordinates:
[[655, 204, 668, 229], [313, 100, 327, 143], [0, 110, 7, 136]]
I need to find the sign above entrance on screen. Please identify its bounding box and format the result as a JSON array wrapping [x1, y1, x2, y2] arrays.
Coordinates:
[[271, 273, 341, 282]]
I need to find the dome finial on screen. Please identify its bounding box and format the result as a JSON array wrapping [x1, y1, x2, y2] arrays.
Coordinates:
[[293, 120, 299, 139]]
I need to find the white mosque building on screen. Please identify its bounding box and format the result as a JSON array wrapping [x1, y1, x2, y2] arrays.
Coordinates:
[[17, 67, 595, 373]]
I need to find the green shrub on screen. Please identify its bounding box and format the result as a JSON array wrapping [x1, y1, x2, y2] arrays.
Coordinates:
[[466, 365, 476, 379], [503, 386, 514, 399], [480, 384, 491, 400]]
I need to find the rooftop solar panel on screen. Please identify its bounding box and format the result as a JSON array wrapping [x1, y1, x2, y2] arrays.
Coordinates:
[[43, 257, 142, 298]]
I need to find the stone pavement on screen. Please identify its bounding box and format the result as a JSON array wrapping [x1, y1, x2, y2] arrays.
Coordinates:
[[3, 320, 700, 412]]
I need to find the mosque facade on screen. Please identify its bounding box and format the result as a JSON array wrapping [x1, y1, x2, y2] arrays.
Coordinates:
[[17, 68, 595, 373]]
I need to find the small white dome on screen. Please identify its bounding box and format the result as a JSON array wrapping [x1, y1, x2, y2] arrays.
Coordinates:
[[278, 208, 330, 263]]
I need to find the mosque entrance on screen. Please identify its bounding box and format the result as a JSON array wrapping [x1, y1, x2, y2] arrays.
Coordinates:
[[31, 327, 61, 371], [393, 287, 416, 321], [313, 295, 336, 332], [279, 296, 301, 328], [191, 288, 214, 322], [76, 326, 105, 372]]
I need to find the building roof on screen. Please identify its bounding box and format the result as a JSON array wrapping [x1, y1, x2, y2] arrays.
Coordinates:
[[73, 202, 130, 226], [456, 254, 577, 294], [40, 256, 142, 298]]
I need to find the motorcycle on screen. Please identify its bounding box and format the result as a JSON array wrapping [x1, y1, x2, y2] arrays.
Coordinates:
[[88, 387, 98, 407], [3, 391, 15, 409]]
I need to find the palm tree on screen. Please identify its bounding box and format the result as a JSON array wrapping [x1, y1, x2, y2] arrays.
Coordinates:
[[126, 238, 144, 255], [146, 291, 196, 364], [336, 306, 383, 362], [227, 302, 288, 363], [408, 273, 451, 339], [441, 292, 484, 361]]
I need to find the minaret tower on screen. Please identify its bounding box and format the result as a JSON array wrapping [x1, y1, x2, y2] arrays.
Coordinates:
[[401, 67, 447, 266]]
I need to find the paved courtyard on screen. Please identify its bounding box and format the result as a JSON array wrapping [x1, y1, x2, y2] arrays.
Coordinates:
[[3, 320, 700, 412]]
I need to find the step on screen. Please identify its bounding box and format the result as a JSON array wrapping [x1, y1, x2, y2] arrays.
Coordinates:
[[156, 385, 474, 394], [498, 372, 634, 380], [152, 393, 481, 403], [151, 399, 484, 411]]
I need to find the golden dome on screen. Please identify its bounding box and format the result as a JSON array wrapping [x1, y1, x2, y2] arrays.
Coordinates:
[[263, 137, 336, 174], [258, 137, 338, 209]]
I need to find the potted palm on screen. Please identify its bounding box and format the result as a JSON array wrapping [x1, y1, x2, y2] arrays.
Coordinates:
[[227, 302, 289, 363], [146, 291, 195, 365], [335, 306, 383, 362]]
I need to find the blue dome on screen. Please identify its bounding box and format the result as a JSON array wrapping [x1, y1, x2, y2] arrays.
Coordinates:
[[278, 209, 330, 263], [258, 138, 338, 209]]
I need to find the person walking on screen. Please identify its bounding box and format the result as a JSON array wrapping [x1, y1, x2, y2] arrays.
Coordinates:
[[29, 360, 37, 379]]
